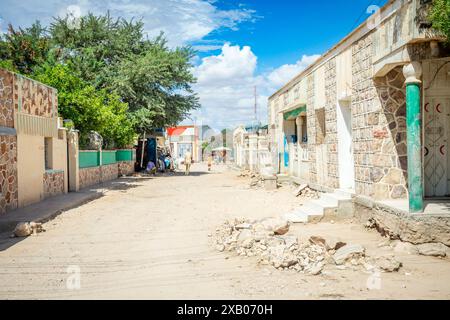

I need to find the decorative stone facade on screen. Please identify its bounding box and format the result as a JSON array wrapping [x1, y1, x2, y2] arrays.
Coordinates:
[[118, 161, 134, 176], [79, 164, 121, 189], [351, 35, 375, 197], [43, 170, 65, 198], [101, 163, 119, 182], [372, 67, 408, 199], [14, 75, 57, 118], [324, 58, 339, 189], [0, 135, 18, 214], [79, 167, 101, 189], [0, 69, 15, 128], [306, 74, 316, 184]]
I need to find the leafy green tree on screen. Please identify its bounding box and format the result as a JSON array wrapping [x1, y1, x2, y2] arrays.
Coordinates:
[[0, 13, 199, 144], [430, 0, 450, 44], [0, 22, 50, 74], [32, 63, 135, 149], [49, 13, 199, 133]]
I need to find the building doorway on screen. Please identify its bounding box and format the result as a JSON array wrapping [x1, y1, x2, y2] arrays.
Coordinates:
[[423, 59, 450, 198], [337, 100, 355, 191], [424, 95, 450, 198]]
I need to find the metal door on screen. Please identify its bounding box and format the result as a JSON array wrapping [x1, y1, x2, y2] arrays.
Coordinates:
[[424, 97, 450, 197]]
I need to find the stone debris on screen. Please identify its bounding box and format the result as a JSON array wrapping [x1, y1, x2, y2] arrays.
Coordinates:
[[294, 184, 308, 196], [333, 244, 365, 265], [393, 241, 419, 255], [260, 218, 290, 235], [238, 170, 264, 189], [375, 255, 402, 272], [416, 243, 448, 257], [293, 186, 319, 199], [249, 174, 263, 188], [212, 218, 403, 275], [13, 222, 45, 237], [237, 169, 251, 178]]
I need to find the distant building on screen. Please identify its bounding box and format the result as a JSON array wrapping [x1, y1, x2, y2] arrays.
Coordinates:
[[167, 125, 200, 162], [233, 123, 271, 172]]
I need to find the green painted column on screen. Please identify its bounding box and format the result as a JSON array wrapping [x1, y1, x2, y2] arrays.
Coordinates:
[[403, 62, 423, 213]]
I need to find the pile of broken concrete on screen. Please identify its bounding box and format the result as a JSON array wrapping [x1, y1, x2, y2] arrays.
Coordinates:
[[212, 217, 403, 275], [11, 222, 45, 238], [293, 184, 320, 200]]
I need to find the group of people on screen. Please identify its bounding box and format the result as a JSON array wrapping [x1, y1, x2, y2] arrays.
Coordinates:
[[144, 151, 214, 176], [145, 152, 174, 175]]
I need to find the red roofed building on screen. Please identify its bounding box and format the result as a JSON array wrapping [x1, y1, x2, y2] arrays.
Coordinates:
[[167, 125, 200, 162]]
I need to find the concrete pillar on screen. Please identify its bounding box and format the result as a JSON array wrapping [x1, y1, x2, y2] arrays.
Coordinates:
[[296, 117, 302, 141], [67, 130, 80, 192], [248, 134, 258, 171], [403, 62, 423, 213]]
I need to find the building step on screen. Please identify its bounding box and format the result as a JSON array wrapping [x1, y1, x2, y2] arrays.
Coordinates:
[[298, 207, 324, 223], [284, 206, 324, 224], [320, 192, 352, 206], [284, 189, 356, 224], [284, 211, 308, 223], [334, 189, 355, 199]]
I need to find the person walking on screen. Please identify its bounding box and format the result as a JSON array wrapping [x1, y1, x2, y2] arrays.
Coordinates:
[[207, 154, 213, 171], [184, 151, 192, 175]]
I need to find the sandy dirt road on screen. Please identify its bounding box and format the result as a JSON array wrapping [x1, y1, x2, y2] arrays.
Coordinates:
[[0, 164, 449, 299]]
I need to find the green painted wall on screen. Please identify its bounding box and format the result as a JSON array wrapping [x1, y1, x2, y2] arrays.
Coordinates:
[[102, 151, 117, 165], [79, 149, 134, 168], [79, 151, 100, 168], [283, 105, 307, 120], [116, 149, 134, 162]]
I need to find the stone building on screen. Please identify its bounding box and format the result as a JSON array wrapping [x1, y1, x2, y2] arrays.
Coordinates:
[[268, 0, 450, 219], [233, 124, 271, 172], [0, 68, 136, 215], [0, 69, 68, 213]]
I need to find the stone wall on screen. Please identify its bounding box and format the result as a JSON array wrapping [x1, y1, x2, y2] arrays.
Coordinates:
[[101, 163, 119, 182], [43, 170, 65, 198], [324, 58, 339, 189], [354, 201, 450, 246], [118, 161, 134, 176], [0, 69, 15, 128], [352, 35, 375, 197], [306, 74, 317, 184], [79, 164, 120, 189], [15, 75, 57, 118], [79, 167, 101, 189], [0, 70, 17, 214], [0, 135, 18, 214], [372, 67, 408, 199]]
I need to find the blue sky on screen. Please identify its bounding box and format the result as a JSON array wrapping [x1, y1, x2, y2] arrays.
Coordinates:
[[198, 0, 387, 72], [0, 0, 388, 129]]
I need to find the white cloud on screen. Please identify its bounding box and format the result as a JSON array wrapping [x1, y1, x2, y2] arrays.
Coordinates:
[[0, 0, 256, 47], [266, 54, 321, 88], [191, 44, 320, 130], [1, 0, 320, 129], [195, 43, 257, 86]]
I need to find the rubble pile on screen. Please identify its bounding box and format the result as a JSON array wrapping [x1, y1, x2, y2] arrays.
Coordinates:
[[237, 170, 264, 188], [291, 184, 320, 199], [212, 217, 403, 275], [12, 222, 45, 237], [237, 170, 251, 178]]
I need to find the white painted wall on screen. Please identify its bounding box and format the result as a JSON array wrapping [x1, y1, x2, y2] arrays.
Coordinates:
[[337, 101, 355, 190], [336, 48, 353, 100]]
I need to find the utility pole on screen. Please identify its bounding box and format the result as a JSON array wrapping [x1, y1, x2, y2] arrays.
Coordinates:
[[254, 86, 257, 122]]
